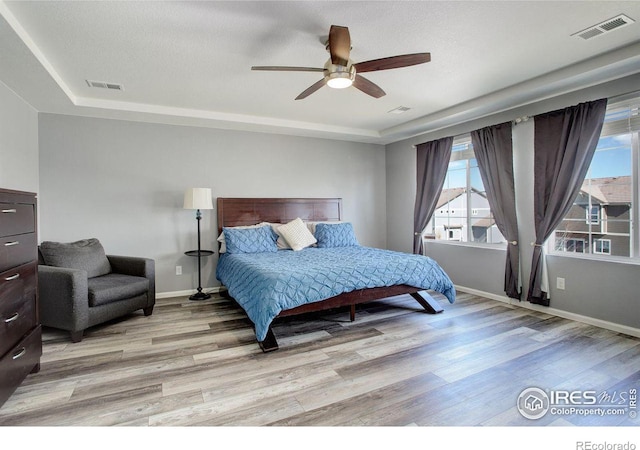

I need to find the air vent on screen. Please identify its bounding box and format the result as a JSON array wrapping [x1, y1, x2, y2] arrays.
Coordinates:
[[388, 106, 411, 114], [86, 80, 124, 91], [572, 14, 635, 40]]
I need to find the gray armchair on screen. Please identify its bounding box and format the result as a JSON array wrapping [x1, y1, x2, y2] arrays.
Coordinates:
[[37, 238, 155, 342]]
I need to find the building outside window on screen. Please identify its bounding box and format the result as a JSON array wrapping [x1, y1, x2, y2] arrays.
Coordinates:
[[587, 205, 601, 225], [593, 238, 611, 255], [552, 98, 638, 259], [424, 136, 505, 245], [561, 238, 586, 253]]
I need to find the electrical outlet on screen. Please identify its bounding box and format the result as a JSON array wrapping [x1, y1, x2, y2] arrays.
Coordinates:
[[556, 277, 565, 290], [176, 265, 182, 275]]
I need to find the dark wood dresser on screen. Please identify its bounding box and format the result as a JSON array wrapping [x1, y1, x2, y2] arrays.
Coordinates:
[[0, 188, 41, 408]]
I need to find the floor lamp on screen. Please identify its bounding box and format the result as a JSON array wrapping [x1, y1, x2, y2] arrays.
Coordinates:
[[184, 187, 213, 300]]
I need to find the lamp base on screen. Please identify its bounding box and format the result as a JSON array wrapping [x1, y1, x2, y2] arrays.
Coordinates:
[[189, 291, 211, 301]]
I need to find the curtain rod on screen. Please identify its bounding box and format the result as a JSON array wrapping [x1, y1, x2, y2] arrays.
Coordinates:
[[411, 89, 640, 147], [512, 90, 639, 126], [512, 115, 531, 125]]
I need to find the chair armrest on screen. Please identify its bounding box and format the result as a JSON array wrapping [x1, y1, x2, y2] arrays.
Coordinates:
[[107, 255, 152, 277], [38, 265, 89, 331], [107, 255, 156, 304]]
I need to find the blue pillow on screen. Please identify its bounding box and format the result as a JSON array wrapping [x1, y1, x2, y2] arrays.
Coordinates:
[[223, 225, 278, 254], [315, 222, 359, 248]]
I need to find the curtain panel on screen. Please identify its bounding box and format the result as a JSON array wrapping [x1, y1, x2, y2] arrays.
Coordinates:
[[471, 122, 521, 299], [413, 137, 454, 254], [527, 98, 608, 305]]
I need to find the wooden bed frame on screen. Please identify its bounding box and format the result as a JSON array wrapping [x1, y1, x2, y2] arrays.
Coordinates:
[[217, 197, 444, 352]]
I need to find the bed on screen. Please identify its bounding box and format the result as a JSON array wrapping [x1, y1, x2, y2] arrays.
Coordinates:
[[215, 197, 455, 352]]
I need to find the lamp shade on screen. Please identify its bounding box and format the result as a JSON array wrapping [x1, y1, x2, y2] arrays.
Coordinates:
[[183, 188, 213, 210]]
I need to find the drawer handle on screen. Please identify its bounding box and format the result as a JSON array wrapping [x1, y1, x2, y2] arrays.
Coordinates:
[[4, 241, 19, 247], [4, 273, 20, 281], [2, 209, 17, 213], [4, 312, 19, 323], [13, 347, 26, 360]]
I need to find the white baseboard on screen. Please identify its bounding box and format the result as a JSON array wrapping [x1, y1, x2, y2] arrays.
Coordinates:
[[455, 285, 640, 339], [156, 286, 226, 299]]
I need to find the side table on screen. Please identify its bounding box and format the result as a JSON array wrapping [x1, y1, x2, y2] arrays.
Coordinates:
[[185, 249, 214, 300]]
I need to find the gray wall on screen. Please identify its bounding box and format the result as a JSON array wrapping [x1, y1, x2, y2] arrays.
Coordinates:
[[386, 73, 640, 331], [0, 81, 39, 193], [38, 114, 386, 295]]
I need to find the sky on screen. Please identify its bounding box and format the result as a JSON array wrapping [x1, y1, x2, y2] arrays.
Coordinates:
[[591, 134, 632, 179], [444, 131, 633, 191]]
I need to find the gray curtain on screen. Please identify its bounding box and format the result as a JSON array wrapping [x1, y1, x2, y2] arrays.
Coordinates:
[[413, 137, 454, 254], [471, 122, 520, 299], [527, 98, 608, 305]]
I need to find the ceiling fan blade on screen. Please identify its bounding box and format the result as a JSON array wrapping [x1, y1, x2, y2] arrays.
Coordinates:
[[353, 75, 386, 98], [251, 66, 324, 72], [328, 25, 351, 66], [354, 53, 431, 73], [295, 79, 326, 100]]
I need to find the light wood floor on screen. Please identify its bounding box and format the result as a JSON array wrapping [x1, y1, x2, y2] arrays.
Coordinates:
[[0, 290, 638, 427]]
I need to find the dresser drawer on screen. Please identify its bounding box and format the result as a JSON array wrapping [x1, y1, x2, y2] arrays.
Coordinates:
[[0, 232, 37, 273], [0, 203, 36, 238], [0, 263, 37, 357], [0, 325, 42, 407], [0, 261, 36, 302]]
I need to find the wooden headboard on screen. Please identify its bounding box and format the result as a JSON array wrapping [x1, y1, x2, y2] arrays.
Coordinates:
[[217, 198, 342, 234]]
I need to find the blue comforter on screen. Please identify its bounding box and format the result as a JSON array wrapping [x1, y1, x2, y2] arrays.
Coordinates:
[[216, 246, 456, 342]]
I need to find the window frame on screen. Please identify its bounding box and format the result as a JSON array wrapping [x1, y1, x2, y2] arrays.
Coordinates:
[[549, 95, 639, 261], [423, 135, 506, 247], [564, 238, 586, 253], [586, 205, 600, 225], [593, 238, 612, 255]]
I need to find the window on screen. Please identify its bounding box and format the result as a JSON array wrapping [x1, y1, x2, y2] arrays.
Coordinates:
[[447, 228, 462, 241], [559, 238, 585, 253], [594, 239, 611, 255], [586, 205, 600, 225], [424, 136, 505, 245], [552, 97, 639, 259]]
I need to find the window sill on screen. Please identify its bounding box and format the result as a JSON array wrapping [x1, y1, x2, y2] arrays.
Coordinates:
[[547, 251, 640, 266], [423, 239, 507, 251]]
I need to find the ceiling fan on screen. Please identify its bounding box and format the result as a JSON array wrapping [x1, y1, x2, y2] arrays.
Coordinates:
[[251, 25, 431, 100]]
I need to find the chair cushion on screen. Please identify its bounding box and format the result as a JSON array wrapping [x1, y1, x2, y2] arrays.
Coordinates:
[[88, 273, 149, 307], [40, 238, 112, 278]]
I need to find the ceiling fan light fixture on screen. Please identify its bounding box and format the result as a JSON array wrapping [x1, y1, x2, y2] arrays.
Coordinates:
[[327, 73, 353, 89], [325, 62, 356, 89]]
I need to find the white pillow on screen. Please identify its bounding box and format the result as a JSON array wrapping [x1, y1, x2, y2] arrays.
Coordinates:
[[217, 222, 271, 253], [277, 218, 317, 251], [268, 223, 292, 250]]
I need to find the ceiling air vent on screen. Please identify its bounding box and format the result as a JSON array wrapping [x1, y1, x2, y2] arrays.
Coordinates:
[[86, 80, 124, 91], [572, 14, 635, 40], [388, 106, 411, 114]]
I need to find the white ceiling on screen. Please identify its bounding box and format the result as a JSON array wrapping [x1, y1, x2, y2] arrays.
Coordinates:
[[1, 1, 640, 144]]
